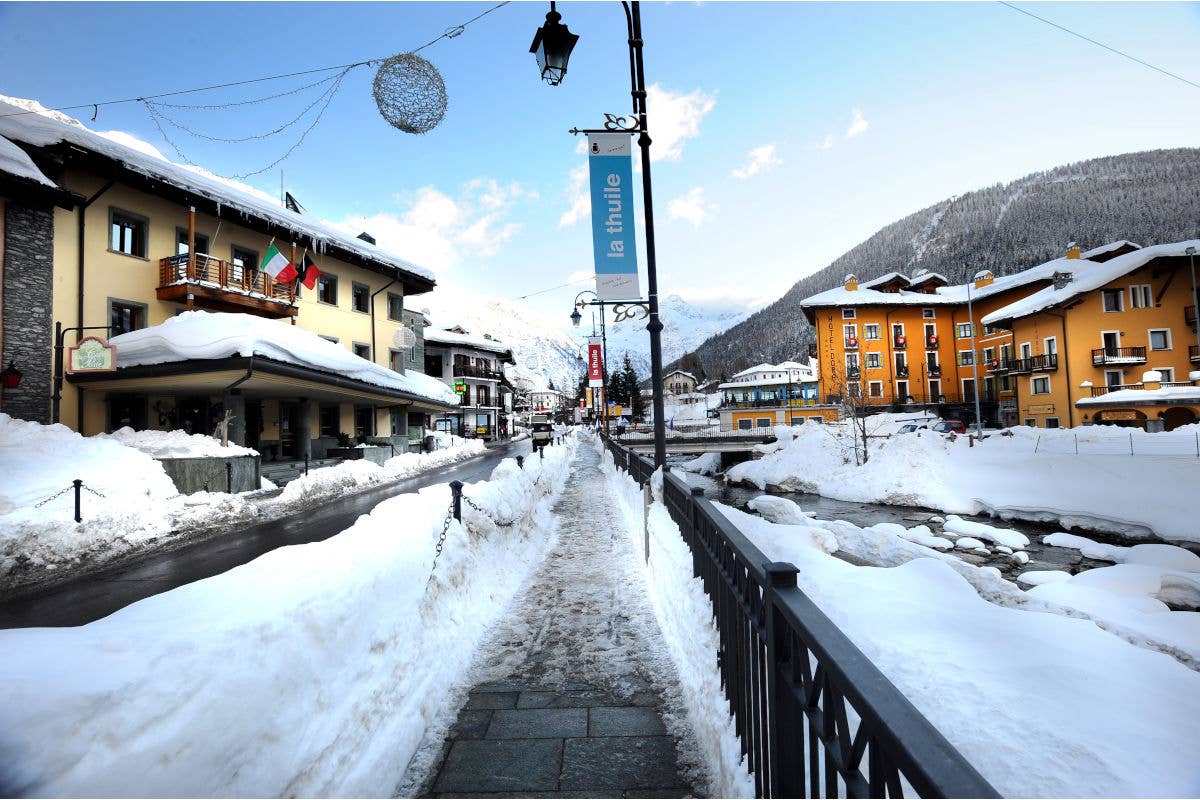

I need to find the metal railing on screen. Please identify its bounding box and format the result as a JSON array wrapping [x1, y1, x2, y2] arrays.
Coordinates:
[[453, 363, 504, 380], [159, 254, 295, 303], [1089, 380, 1193, 397], [1092, 346, 1147, 366], [601, 435, 998, 799], [1000, 354, 1058, 374]]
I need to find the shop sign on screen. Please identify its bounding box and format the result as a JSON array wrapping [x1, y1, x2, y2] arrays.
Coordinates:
[[67, 336, 117, 374]]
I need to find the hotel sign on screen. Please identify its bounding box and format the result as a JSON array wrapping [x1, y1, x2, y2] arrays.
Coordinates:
[[67, 336, 117, 374], [588, 133, 639, 301]]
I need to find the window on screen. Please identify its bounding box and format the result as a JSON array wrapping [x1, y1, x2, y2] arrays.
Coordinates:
[[847, 382, 861, 398], [924, 323, 936, 342], [869, 381, 883, 398], [923, 308, 936, 319], [842, 308, 856, 319], [843, 323, 857, 340], [956, 322, 973, 339], [1031, 376, 1050, 395], [1024, 418, 1037, 427], [353, 405, 374, 438], [845, 353, 860, 373], [1045, 417, 1061, 429], [1000, 374, 1011, 391], [866, 352, 881, 369], [319, 405, 339, 437], [390, 409, 404, 436], [928, 379, 941, 400], [230, 245, 258, 283], [863, 323, 880, 340], [109, 209, 148, 257], [317, 273, 338, 305], [983, 324, 999, 335], [387, 293, 404, 322], [958, 350, 974, 366], [108, 299, 146, 336], [425, 354, 444, 376], [1102, 289, 1124, 312], [389, 349, 402, 372], [983, 347, 995, 364], [892, 323, 904, 340], [1104, 370, 1122, 388], [1044, 337, 1057, 355], [175, 228, 210, 256], [756, 418, 773, 428], [1155, 367, 1175, 382], [896, 380, 909, 401], [738, 419, 753, 430], [963, 379, 976, 402], [1149, 329, 1171, 351], [790, 416, 806, 425], [1129, 284, 1152, 309], [353, 343, 370, 361], [1020, 342, 1032, 359], [352, 282, 370, 314]]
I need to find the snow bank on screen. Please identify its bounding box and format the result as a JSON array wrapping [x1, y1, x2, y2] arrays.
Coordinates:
[[727, 423, 1200, 542], [111, 311, 458, 405], [675, 452, 722, 476], [103, 426, 257, 458], [713, 503, 1200, 798], [1045, 532, 1200, 570], [0, 437, 580, 797], [599, 443, 754, 798]]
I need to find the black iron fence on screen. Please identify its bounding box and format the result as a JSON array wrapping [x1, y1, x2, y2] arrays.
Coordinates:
[[600, 434, 997, 799]]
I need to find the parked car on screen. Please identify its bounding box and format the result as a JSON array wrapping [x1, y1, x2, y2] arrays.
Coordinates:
[[531, 422, 554, 448], [897, 423, 929, 434], [932, 420, 966, 434]]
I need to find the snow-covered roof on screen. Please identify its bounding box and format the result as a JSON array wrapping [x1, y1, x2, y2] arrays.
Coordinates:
[[110, 311, 459, 405], [983, 240, 1200, 325], [1075, 385, 1200, 407], [1083, 240, 1141, 260], [0, 95, 434, 286], [718, 375, 817, 389], [0, 134, 55, 187], [800, 243, 1146, 313], [908, 271, 948, 287], [730, 362, 814, 380], [423, 326, 514, 358], [858, 271, 909, 290], [664, 369, 696, 380]]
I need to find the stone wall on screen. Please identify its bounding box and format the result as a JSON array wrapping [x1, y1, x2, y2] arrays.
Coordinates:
[[2, 200, 54, 424]]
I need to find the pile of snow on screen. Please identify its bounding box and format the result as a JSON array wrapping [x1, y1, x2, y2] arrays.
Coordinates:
[[102, 426, 257, 458], [675, 452, 722, 476], [0, 135, 55, 186], [111, 311, 459, 406], [1045, 532, 1200, 569], [0, 436, 580, 796], [710, 502, 1200, 797], [727, 423, 1200, 542]]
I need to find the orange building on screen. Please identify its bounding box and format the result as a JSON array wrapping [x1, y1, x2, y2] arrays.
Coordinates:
[[983, 240, 1200, 430], [800, 241, 1143, 426]]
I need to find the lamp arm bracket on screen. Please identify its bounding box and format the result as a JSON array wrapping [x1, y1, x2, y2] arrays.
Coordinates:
[[568, 113, 640, 136]]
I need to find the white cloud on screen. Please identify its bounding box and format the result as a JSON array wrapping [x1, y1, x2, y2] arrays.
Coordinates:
[[815, 134, 834, 150], [845, 108, 869, 138], [559, 162, 590, 228], [645, 84, 716, 162], [731, 143, 782, 179], [337, 179, 531, 275], [668, 186, 716, 228]]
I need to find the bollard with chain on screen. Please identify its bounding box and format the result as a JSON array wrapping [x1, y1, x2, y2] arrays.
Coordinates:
[[516, 455, 524, 469], [539, 445, 544, 460], [73, 479, 82, 523], [226, 462, 234, 494], [449, 480, 464, 521]]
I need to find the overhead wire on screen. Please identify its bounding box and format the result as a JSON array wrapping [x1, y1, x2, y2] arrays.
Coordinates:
[[512, 276, 596, 301], [997, 1, 1200, 92]]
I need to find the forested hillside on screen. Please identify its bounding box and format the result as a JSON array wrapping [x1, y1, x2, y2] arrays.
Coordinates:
[[680, 148, 1200, 378]]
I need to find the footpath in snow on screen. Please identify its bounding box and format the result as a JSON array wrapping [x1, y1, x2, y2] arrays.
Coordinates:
[[408, 439, 732, 797], [0, 438, 577, 797], [0, 413, 487, 598]]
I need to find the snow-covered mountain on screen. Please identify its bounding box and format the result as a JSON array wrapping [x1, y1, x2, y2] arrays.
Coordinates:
[[419, 287, 585, 395], [601, 293, 751, 377]]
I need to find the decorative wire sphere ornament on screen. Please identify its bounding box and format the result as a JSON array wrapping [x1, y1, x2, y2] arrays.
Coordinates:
[[372, 53, 448, 134]]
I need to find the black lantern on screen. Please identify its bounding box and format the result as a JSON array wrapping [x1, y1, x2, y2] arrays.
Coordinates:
[[570, 307, 583, 328], [529, 2, 579, 86], [1, 361, 21, 390]]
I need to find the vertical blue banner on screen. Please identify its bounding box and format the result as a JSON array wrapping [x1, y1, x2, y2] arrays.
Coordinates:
[[587, 133, 640, 300]]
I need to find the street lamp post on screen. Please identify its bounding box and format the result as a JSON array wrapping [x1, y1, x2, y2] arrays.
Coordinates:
[[533, 1, 668, 469], [572, 290, 610, 434]]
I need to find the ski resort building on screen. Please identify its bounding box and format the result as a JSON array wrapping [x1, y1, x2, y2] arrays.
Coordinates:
[[799, 241, 1159, 427], [982, 240, 1200, 430], [423, 326, 515, 441], [716, 359, 837, 429], [0, 95, 459, 458]]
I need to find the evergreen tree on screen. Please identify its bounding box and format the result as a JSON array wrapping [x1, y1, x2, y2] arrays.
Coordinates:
[[621, 354, 645, 420]]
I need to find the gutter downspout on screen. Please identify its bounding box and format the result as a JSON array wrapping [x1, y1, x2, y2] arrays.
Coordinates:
[[370, 278, 396, 371], [1047, 310, 1074, 428], [75, 180, 115, 432]]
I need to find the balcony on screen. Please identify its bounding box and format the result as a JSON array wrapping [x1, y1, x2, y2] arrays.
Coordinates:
[[157, 254, 297, 318], [893, 335, 908, 350], [1191, 344, 1200, 363], [847, 367, 861, 380], [844, 337, 859, 350], [1090, 381, 1193, 398], [1092, 346, 1147, 366], [896, 365, 910, 378], [453, 363, 503, 380], [1186, 306, 1197, 327], [927, 364, 942, 377], [925, 336, 940, 350]]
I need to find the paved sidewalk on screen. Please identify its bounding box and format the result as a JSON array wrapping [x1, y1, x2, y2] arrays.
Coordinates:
[[419, 441, 700, 798]]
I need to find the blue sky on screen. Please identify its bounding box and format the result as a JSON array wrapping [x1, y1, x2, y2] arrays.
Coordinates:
[[2, 1, 1199, 325]]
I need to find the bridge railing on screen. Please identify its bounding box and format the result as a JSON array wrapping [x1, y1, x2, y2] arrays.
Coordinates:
[[600, 434, 998, 799]]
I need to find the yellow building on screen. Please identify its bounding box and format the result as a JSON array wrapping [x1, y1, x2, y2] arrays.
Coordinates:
[[799, 241, 1144, 426], [0, 96, 458, 459], [983, 240, 1200, 430], [717, 361, 838, 430]]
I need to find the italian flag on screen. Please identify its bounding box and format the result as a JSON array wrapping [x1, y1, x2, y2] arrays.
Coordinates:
[[259, 242, 297, 282]]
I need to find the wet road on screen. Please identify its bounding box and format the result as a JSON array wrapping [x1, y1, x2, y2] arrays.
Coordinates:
[[0, 441, 531, 629]]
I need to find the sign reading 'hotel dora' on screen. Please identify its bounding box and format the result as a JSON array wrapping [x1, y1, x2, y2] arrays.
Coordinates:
[[587, 132, 639, 301], [66, 336, 117, 374]]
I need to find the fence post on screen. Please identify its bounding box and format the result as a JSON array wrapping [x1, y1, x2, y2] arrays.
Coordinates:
[[1074, 434, 1078, 455], [1130, 431, 1134, 456], [1034, 434, 1041, 453], [449, 480, 463, 522], [539, 446, 544, 460], [643, 483, 652, 563], [73, 478, 82, 523], [516, 455, 524, 470], [763, 561, 801, 798], [226, 462, 234, 494]]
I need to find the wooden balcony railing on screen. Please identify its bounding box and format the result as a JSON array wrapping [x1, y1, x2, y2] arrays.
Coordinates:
[[158, 254, 297, 317], [1092, 346, 1147, 366]]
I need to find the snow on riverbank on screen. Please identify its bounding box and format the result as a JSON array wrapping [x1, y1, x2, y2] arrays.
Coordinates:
[[0, 436, 579, 797], [727, 423, 1200, 542], [0, 414, 487, 598], [674, 452, 722, 476], [714, 502, 1200, 797], [599, 441, 754, 798]]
